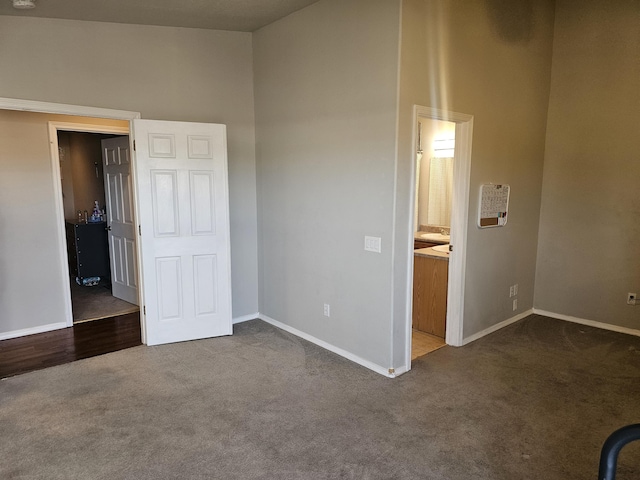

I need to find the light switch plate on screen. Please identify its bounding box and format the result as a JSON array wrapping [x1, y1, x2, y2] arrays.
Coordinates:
[[364, 236, 381, 253]]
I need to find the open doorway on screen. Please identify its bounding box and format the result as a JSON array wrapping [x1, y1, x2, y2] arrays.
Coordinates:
[[0, 102, 145, 374], [406, 106, 474, 368], [57, 130, 140, 323], [1, 97, 233, 356], [411, 118, 456, 359]]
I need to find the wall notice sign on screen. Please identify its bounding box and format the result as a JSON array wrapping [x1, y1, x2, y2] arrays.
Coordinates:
[[478, 184, 510, 228]]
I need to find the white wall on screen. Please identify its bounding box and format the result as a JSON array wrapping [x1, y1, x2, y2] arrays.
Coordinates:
[[0, 16, 259, 329], [253, 0, 401, 370], [535, 0, 640, 327]]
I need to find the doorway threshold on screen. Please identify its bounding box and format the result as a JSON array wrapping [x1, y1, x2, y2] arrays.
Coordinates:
[[411, 329, 446, 360], [0, 313, 141, 379]]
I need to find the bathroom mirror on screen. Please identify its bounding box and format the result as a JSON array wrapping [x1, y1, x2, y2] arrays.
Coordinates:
[[415, 118, 455, 231]]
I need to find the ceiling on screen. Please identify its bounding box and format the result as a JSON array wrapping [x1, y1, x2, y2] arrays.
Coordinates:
[[0, 0, 321, 32]]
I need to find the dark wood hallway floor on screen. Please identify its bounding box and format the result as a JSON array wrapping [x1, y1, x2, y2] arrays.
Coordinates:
[[0, 313, 141, 379]]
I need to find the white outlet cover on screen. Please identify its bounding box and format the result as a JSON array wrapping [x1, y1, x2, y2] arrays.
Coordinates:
[[364, 236, 381, 253]]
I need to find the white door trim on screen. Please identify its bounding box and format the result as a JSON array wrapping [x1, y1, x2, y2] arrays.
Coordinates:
[[0, 97, 141, 333], [405, 105, 473, 368], [0, 97, 140, 120]]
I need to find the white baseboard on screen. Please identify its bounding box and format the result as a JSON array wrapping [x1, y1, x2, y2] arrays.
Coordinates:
[[232, 313, 259, 325], [257, 313, 396, 378], [462, 308, 534, 345], [0, 322, 68, 341], [533, 309, 640, 338]]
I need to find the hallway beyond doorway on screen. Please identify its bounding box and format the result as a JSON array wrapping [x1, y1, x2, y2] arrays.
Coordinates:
[[70, 279, 138, 323]]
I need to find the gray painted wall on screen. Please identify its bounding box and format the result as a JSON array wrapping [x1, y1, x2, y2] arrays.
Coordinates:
[[0, 111, 128, 334], [0, 0, 635, 370], [394, 0, 555, 360], [0, 16, 259, 331], [535, 0, 640, 327], [65, 132, 107, 218], [58, 132, 77, 220], [253, 0, 401, 369]]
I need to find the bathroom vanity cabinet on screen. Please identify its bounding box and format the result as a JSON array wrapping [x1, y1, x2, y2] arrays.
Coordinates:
[[65, 221, 110, 281], [414, 239, 438, 250], [412, 250, 448, 338]]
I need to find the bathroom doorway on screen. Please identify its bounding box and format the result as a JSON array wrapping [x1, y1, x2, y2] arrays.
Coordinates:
[[411, 118, 455, 359], [406, 106, 474, 367]]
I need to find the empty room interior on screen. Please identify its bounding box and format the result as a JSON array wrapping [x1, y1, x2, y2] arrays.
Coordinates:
[[0, 0, 639, 478]]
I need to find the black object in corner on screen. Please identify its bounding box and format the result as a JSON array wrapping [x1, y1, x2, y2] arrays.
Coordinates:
[[65, 221, 110, 281], [598, 424, 640, 480]]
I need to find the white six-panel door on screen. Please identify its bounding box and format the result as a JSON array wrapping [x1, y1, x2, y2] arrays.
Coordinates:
[[133, 120, 232, 345], [102, 136, 139, 305]]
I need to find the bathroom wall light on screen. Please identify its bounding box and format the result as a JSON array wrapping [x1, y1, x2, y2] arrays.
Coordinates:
[[433, 138, 455, 158], [13, 0, 36, 9]]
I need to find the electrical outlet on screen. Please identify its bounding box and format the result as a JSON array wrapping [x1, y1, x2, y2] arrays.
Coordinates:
[[323, 303, 331, 317], [509, 286, 514, 298], [628, 293, 637, 306], [514, 284, 518, 296], [512, 299, 518, 311]]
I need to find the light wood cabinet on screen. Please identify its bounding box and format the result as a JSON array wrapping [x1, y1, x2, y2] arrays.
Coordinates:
[[412, 254, 448, 338]]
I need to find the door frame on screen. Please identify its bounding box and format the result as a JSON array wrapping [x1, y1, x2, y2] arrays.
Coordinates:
[[0, 97, 144, 337], [405, 105, 473, 367], [48, 121, 131, 327]]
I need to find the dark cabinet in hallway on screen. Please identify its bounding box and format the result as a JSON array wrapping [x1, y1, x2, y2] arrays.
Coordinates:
[[65, 221, 110, 281]]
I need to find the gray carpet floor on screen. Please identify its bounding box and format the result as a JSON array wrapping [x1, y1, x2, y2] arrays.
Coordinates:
[[1, 314, 639, 479]]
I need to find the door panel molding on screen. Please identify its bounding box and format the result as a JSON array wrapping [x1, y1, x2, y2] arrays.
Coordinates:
[[133, 119, 232, 346], [102, 136, 139, 305]]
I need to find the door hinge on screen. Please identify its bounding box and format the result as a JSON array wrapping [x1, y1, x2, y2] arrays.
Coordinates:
[[139, 225, 142, 236], [449, 244, 453, 252], [143, 305, 146, 315], [133, 139, 136, 151]]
